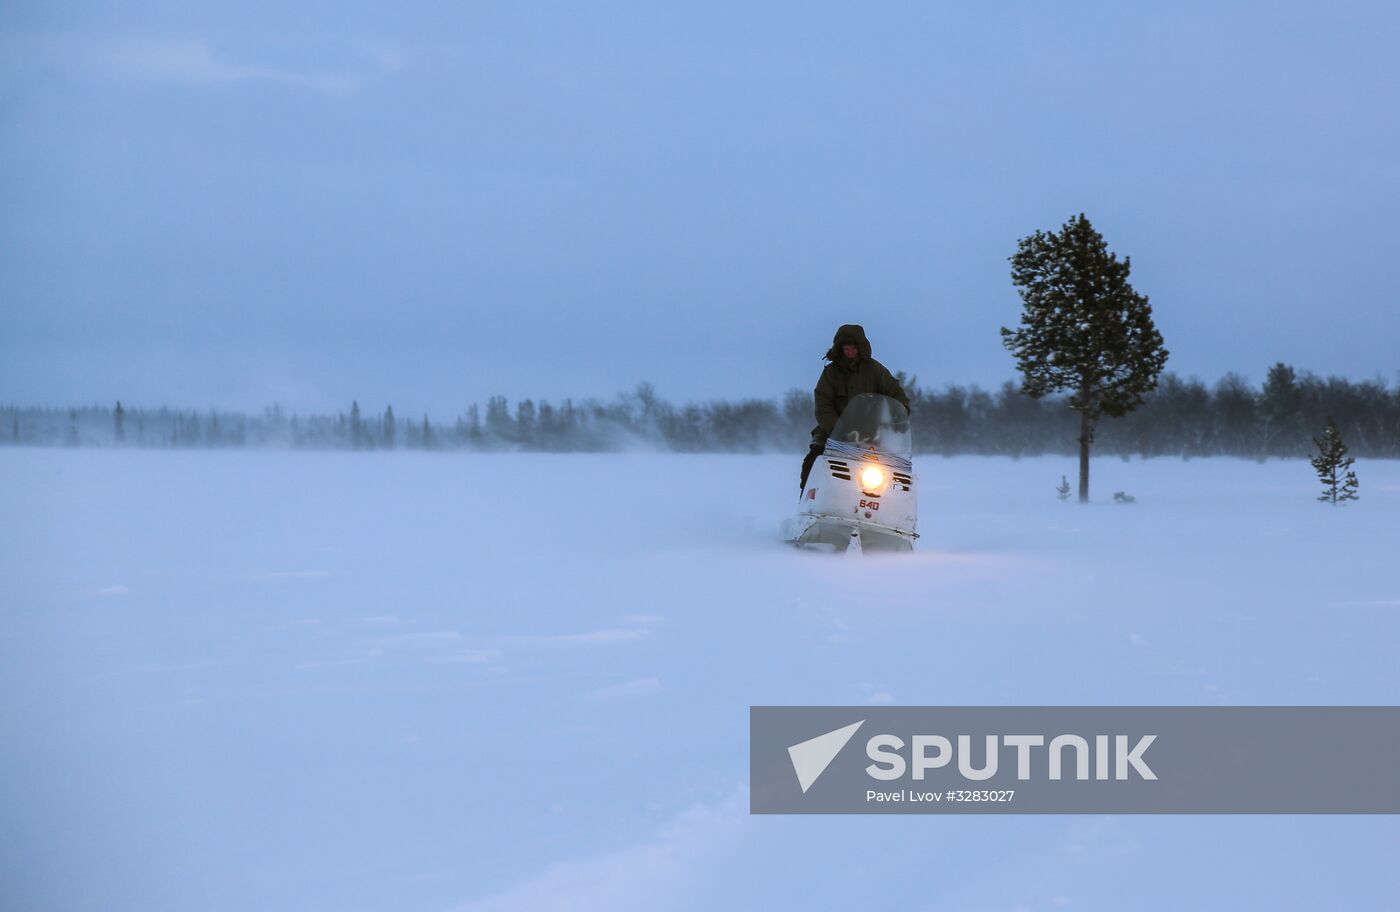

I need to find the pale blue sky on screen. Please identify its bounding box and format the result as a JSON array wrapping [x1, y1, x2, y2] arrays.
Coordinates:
[[3, 2, 1397, 415]]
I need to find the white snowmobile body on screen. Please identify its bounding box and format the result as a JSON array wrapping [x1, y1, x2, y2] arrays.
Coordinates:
[[782, 393, 918, 553]]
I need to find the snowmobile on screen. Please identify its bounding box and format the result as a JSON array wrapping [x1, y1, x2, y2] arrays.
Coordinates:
[[782, 393, 918, 553]]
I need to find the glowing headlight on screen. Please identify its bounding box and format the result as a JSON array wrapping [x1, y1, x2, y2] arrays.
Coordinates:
[[859, 465, 886, 490]]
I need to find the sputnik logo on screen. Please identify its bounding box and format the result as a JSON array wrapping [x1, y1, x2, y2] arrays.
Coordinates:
[[787, 720, 865, 793]]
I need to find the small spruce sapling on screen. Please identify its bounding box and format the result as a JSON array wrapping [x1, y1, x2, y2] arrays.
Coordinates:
[[1056, 475, 1071, 500], [1310, 417, 1359, 505]]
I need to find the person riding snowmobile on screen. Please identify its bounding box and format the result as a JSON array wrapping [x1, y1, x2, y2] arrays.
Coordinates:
[[799, 324, 911, 490]]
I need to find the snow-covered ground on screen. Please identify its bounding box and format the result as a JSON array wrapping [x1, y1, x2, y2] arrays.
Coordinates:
[[3, 449, 1398, 911]]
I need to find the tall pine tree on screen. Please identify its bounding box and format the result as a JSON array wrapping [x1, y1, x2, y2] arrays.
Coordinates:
[[1001, 214, 1168, 501], [1310, 417, 1359, 505], [349, 401, 364, 448], [382, 405, 396, 447], [1259, 363, 1306, 455]]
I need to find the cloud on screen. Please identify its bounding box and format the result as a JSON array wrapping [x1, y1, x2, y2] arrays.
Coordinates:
[[451, 788, 747, 912]]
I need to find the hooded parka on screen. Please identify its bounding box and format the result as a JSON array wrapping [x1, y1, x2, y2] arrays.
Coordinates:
[[799, 324, 911, 489], [813, 324, 910, 433]]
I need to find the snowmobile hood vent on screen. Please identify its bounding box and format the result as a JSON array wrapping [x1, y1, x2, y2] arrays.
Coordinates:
[[824, 439, 912, 472]]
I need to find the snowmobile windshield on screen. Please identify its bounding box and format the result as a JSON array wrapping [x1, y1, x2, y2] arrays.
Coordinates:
[[826, 394, 912, 463]]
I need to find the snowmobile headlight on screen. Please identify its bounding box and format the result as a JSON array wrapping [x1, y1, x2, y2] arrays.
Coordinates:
[[859, 465, 886, 490]]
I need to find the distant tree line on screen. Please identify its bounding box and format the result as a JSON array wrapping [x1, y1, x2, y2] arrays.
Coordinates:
[[3, 365, 1398, 457]]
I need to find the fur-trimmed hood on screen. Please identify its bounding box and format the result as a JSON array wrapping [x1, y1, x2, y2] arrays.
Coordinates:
[[824, 324, 872, 362]]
